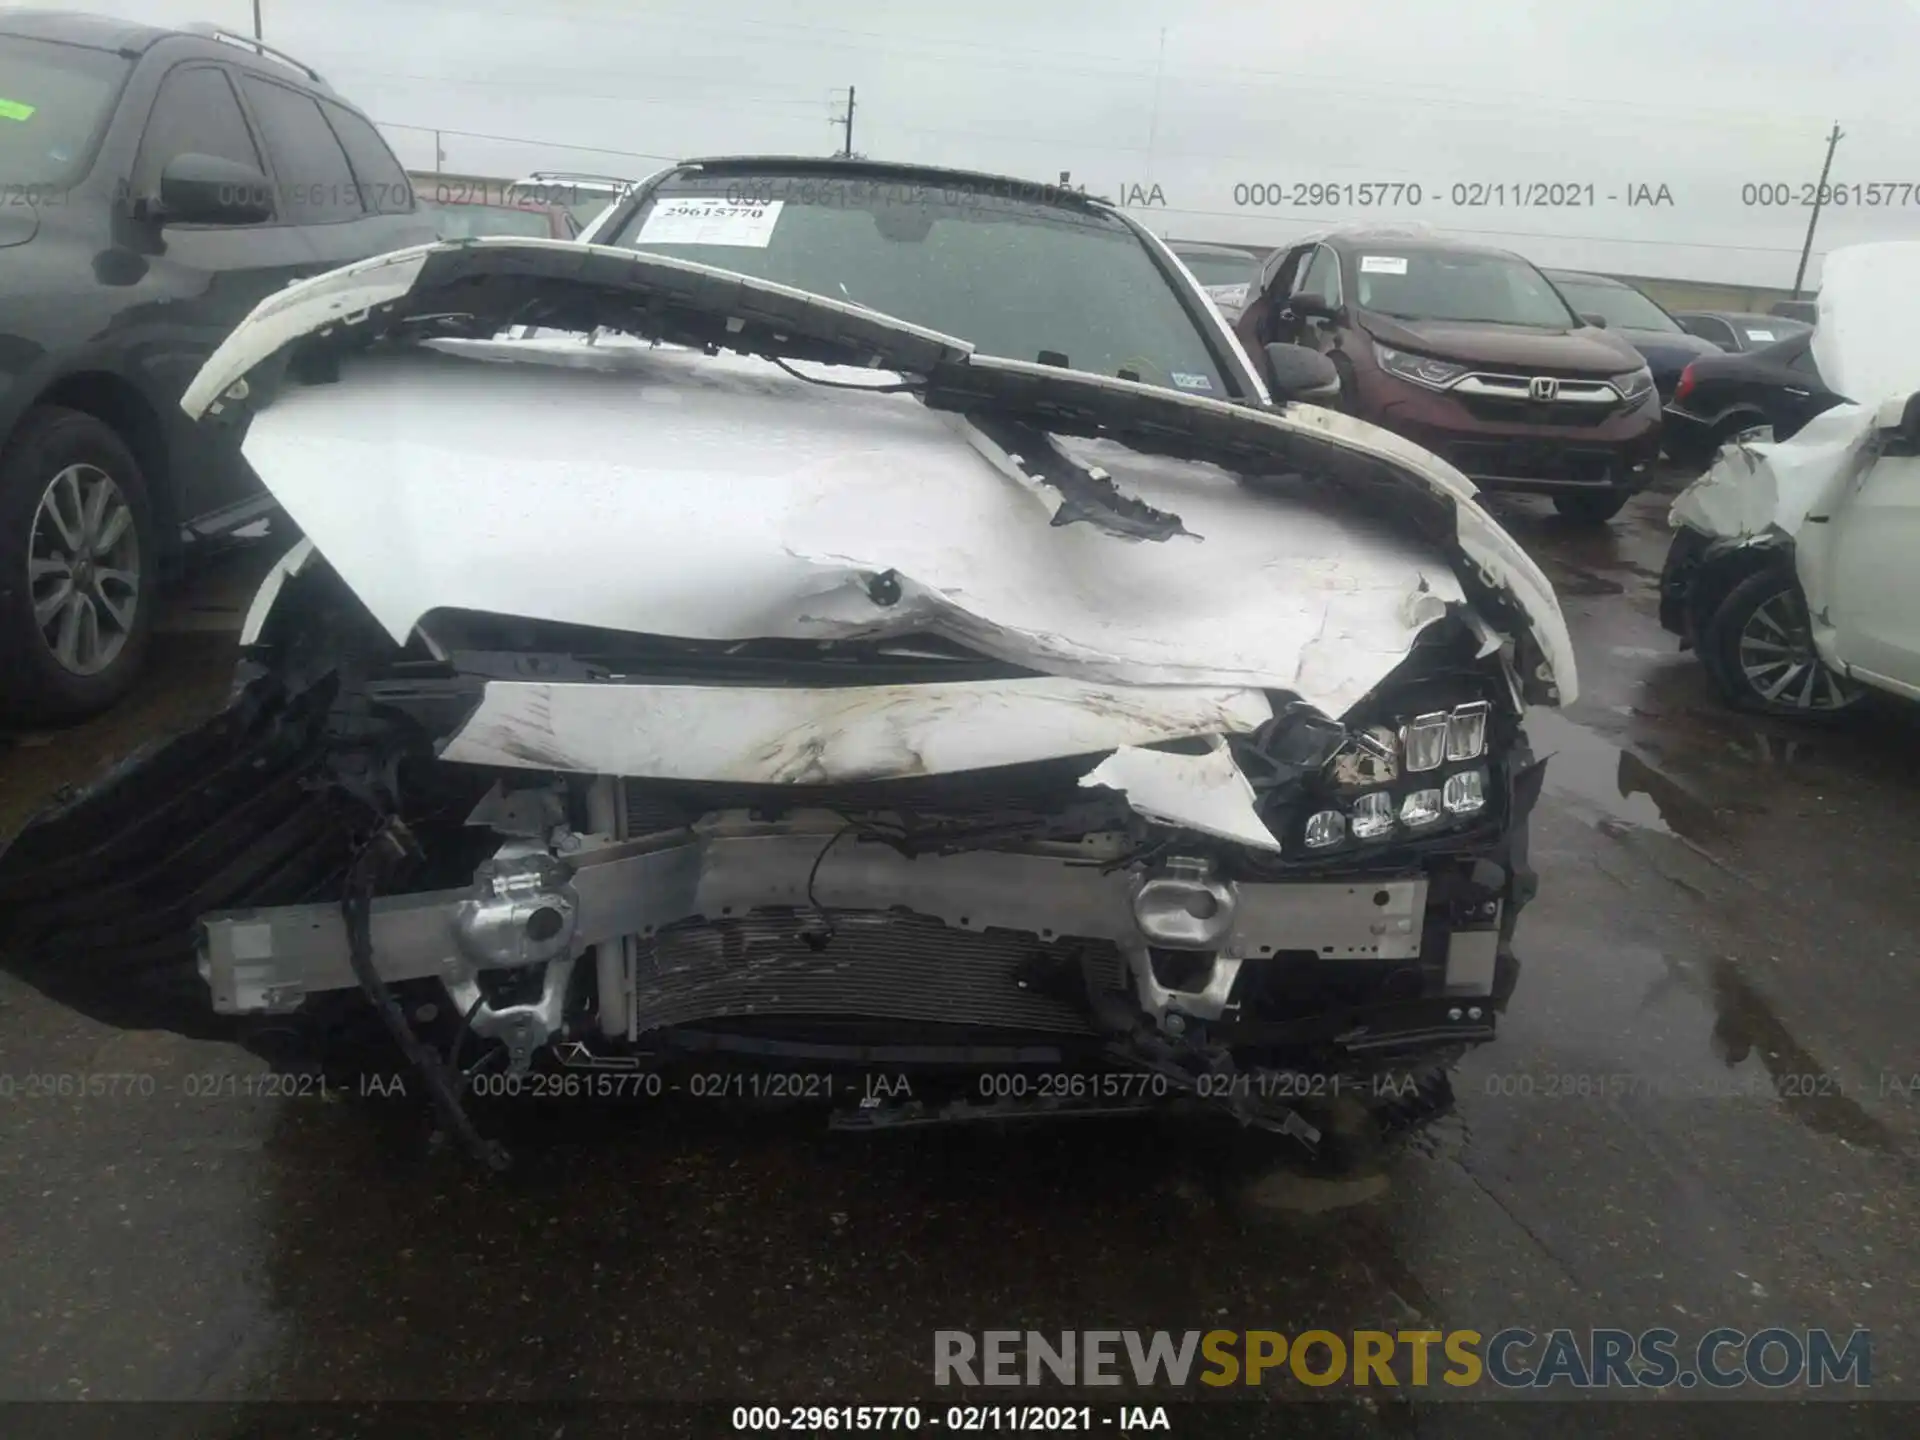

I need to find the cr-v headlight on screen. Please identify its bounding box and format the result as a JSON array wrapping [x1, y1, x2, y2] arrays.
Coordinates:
[[1375, 342, 1470, 391], [1612, 366, 1655, 404]]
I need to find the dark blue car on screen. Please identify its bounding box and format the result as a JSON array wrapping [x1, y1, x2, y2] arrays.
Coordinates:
[[1545, 269, 1721, 403]]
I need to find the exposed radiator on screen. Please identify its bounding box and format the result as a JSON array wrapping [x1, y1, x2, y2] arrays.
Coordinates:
[[627, 907, 1124, 1034]]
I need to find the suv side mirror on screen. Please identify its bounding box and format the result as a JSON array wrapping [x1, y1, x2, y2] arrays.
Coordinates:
[[1284, 292, 1340, 323], [1266, 343, 1341, 404], [154, 153, 274, 225], [1900, 391, 1920, 444], [1580, 312, 1609, 329]]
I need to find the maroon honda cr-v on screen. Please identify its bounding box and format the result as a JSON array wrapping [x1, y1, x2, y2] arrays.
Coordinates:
[[1235, 230, 1661, 523]]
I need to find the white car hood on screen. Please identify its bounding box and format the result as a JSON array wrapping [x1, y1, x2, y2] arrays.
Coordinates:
[[1674, 240, 1920, 543], [183, 237, 1575, 714], [1813, 242, 1920, 406], [238, 340, 1468, 718]]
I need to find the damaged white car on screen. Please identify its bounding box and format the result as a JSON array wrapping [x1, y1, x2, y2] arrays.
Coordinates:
[[1661, 242, 1920, 717], [0, 160, 1574, 1169]]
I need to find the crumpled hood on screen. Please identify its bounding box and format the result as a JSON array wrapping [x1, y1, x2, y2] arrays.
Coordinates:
[[1672, 241, 1920, 545], [1813, 242, 1920, 405], [181, 237, 1577, 715]]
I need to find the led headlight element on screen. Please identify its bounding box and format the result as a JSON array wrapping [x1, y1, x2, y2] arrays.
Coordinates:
[[1375, 343, 1470, 390], [1400, 788, 1444, 828], [1402, 712, 1449, 773], [1446, 701, 1490, 762], [1444, 769, 1486, 814], [1350, 791, 1395, 840], [1304, 809, 1346, 849]]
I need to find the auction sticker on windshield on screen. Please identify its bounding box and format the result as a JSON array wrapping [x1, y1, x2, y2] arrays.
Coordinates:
[[1359, 255, 1408, 275], [636, 196, 784, 247]]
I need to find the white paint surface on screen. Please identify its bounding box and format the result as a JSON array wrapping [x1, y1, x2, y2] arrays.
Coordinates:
[[1079, 740, 1283, 850], [238, 343, 1479, 718], [187, 235, 1576, 707], [1814, 242, 1920, 409], [438, 678, 1274, 780]]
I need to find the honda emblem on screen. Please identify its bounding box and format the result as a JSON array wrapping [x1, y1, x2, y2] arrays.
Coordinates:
[[1528, 376, 1559, 401]]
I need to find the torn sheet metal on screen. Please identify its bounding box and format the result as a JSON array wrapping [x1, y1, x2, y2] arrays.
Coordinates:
[[234, 345, 1469, 718], [179, 237, 1576, 708], [1079, 739, 1282, 851], [438, 677, 1275, 782], [1669, 403, 1882, 542], [961, 417, 1197, 542]]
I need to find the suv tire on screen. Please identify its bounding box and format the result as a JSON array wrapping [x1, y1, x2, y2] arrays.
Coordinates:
[[1552, 489, 1630, 524], [0, 406, 157, 724], [1702, 566, 1863, 718]]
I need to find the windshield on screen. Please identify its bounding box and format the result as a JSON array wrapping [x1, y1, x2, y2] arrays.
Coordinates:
[[0, 36, 130, 190], [1550, 275, 1680, 332], [421, 200, 555, 239], [1175, 249, 1258, 288], [1352, 248, 1578, 328], [608, 172, 1230, 397]]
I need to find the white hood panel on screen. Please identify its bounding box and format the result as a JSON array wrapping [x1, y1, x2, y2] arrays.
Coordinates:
[[1814, 242, 1920, 407], [240, 343, 1479, 718]]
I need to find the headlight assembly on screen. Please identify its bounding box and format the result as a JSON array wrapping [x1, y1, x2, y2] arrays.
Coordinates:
[[1287, 698, 1502, 854], [1375, 342, 1470, 391], [1613, 367, 1655, 404]]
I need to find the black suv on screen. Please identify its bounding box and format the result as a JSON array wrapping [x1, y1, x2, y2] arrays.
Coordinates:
[[0, 12, 434, 722]]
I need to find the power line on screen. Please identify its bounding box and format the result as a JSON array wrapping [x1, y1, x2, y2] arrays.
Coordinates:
[[368, 112, 1821, 260], [1135, 204, 1814, 255], [373, 0, 1887, 137], [316, 62, 831, 111], [375, 120, 678, 166]]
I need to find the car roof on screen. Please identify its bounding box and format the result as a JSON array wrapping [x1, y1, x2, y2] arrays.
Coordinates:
[[1169, 240, 1260, 259], [1544, 268, 1629, 287], [1674, 309, 1810, 326], [1310, 228, 1524, 263], [0, 10, 335, 91], [674, 155, 1118, 211], [0, 8, 172, 51]]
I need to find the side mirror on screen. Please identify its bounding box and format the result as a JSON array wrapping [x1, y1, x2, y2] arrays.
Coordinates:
[[1266, 343, 1341, 404], [1580, 312, 1608, 329], [154, 154, 274, 225], [1284, 293, 1340, 323], [1896, 391, 1920, 445]]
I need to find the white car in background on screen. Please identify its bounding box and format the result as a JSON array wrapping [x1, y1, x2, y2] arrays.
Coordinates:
[[1660, 242, 1920, 716]]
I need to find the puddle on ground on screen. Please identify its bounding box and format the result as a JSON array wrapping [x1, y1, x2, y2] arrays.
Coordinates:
[[1524, 707, 1721, 839], [1540, 565, 1625, 598]]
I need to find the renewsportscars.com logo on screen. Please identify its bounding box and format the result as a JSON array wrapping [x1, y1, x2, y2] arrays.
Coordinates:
[[933, 1328, 1872, 1390]]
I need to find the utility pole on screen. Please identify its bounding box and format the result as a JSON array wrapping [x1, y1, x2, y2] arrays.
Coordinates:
[[830, 85, 856, 157], [1792, 121, 1844, 299], [252, 0, 261, 38]]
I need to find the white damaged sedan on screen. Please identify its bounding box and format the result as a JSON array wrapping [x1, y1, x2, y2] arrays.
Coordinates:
[[0, 160, 1575, 1167]]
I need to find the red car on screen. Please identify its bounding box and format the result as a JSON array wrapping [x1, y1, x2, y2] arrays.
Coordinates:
[[1236, 229, 1661, 523]]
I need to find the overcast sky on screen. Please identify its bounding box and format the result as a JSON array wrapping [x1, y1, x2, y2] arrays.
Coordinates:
[[18, 0, 1920, 286]]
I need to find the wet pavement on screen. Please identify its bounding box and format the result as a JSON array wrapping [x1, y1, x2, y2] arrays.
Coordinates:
[[2, 490, 1917, 1436]]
